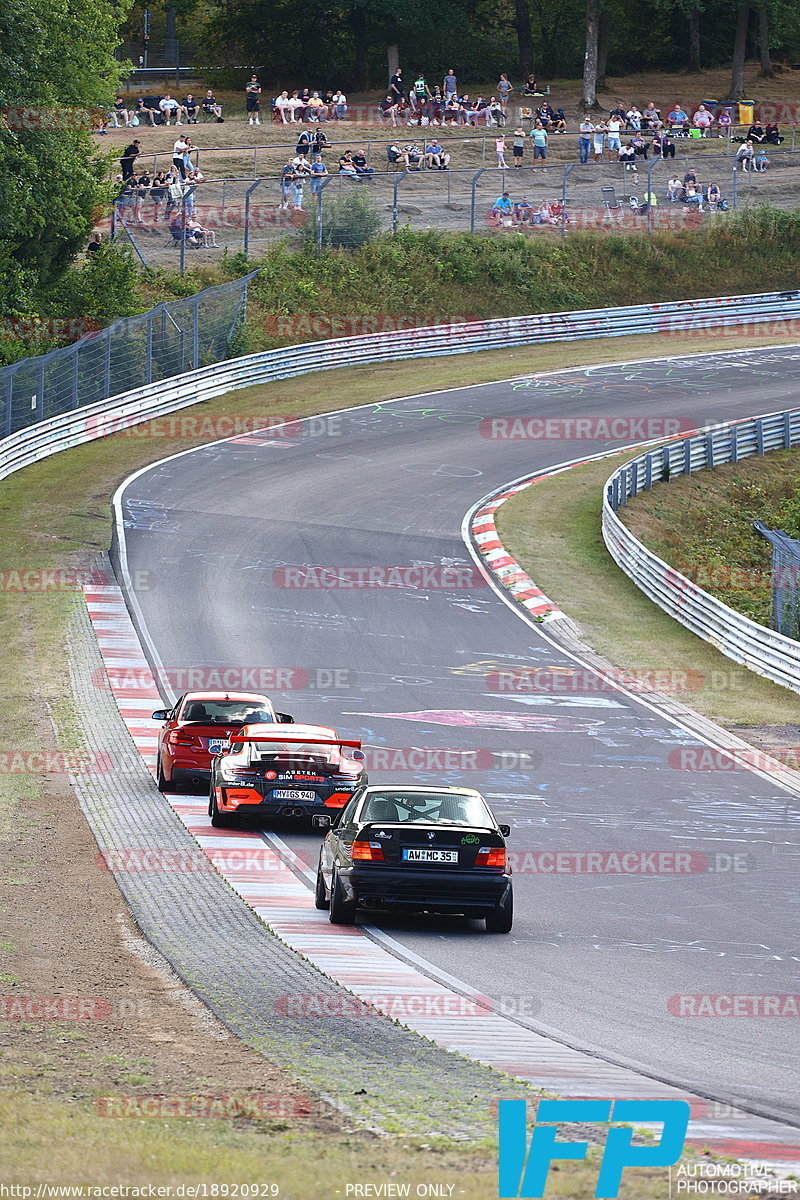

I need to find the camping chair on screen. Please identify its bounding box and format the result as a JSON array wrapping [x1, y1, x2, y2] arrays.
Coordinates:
[[601, 186, 621, 210]]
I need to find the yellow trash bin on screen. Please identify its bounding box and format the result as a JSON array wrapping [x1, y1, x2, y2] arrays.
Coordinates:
[[738, 101, 754, 126]]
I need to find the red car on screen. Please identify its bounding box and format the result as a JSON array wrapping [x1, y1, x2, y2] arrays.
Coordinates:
[[152, 691, 294, 793]]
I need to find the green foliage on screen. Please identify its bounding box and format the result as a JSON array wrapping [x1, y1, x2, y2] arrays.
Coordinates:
[[51, 244, 141, 326], [312, 190, 383, 250]]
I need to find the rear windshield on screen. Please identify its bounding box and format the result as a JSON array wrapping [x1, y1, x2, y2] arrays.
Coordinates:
[[359, 791, 492, 826], [248, 742, 341, 764], [180, 700, 274, 726]]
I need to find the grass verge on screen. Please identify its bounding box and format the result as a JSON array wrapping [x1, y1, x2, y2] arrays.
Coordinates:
[[0, 330, 792, 1189]]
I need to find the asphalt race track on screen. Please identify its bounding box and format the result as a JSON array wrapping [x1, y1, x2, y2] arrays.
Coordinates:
[[116, 347, 800, 1127]]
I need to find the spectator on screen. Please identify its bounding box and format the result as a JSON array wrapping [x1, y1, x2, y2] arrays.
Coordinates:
[[497, 73, 512, 113], [496, 134, 508, 168], [86, 232, 102, 254], [706, 182, 722, 209], [551, 108, 567, 133], [275, 91, 293, 123], [387, 142, 408, 167], [692, 104, 713, 136], [165, 173, 184, 220], [390, 69, 405, 104], [312, 128, 328, 154], [159, 93, 181, 125], [491, 191, 514, 224], [307, 92, 328, 121], [488, 97, 505, 127], [609, 103, 626, 121], [667, 175, 683, 201], [659, 131, 676, 159], [310, 152, 328, 194], [107, 96, 130, 128], [578, 117, 593, 164], [765, 123, 783, 145], [202, 90, 223, 121], [512, 197, 533, 227], [530, 122, 548, 166], [134, 172, 151, 224], [405, 141, 423, 167], [296, 128, 313, 157], [279, 161, 295, 210], [443, 69, 458, 99], [626, 106, 642, 130], [150, 171, 168, 221], [292, 151, 310, 171], [754, 146, 770, 172], [411, 73, 431, 108], [684, 183, 703, 211], [133, 97, 159, 126], [120, 139, 140, 180], [642, 102, 662, 130], [288, 90, 305, 121], [338, 154, 361, 180], [606, 114, 622, 156], [619, 142, 637, 171], [351, 148, 374, 178], [246, 76, 262, 126], [187, 216, 217, 247], [667, 104, 689, 130], [181, 94, 199, 123], [631, 131, 647, 159], [735, 140, 754, 171], [592, 120, 607, 162], [512, 126, 526, 166], [380, 95, 399, 126], [331, 90, 347, 119], [683, 167, 698, 190], [747, 123, 767, 143], [716, 108, 732, 135], [537, 100, 555, 129], [172, 133, 189, 179], [425, 139, 450, 169], [522, 73, 538, 96], [290, 171, 305, 210]]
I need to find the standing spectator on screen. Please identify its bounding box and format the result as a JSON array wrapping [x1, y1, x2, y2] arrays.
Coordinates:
[[150, 171, 168, 221], [692, 104, 713, 136], [291, 171, 305, 211], [310, 153, 328, 195], [312, 128, 328, 155], [245, 76, 262, 125], [279, 161, 295, 210], [578, 117, 593, 164], [512, 126, 525, 166], [443, 69, 458, 99], [606, 114, 622, 157], [120, 139, 140, 179], [497, 73, 512, 113], [202, 90, 223, 121], [390, 69, 405, 104], [295, 127, 312, 158], [86, 232, 102, 254], [134, 172, 151, 224], [530, 122, 548, 166], [496, 134, 508, 168], [159, 93, 181, 125], [592, 120, 607, 162], [172, 133, 189, 179], [411, 73, 431, 109]]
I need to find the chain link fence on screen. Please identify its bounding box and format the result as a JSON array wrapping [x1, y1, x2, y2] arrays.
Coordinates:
[[754, 521, 800, 640], [2, 274, 255, 438]]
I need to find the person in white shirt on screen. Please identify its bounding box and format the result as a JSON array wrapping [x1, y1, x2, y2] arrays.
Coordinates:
[[172, 135, 190, 179], [331, 90, 347, 120], [275, 91, 292, 123], [667, 175, 683, 201], [626, 107, 642, 130], [692, 104, 713, 136], [606, 116, 622, 154], [159, 94, 181, 125], [287, 91, 305, 121]]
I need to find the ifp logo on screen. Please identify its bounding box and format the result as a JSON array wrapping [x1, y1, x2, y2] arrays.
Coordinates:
[[498, 1098, 689, 1197]]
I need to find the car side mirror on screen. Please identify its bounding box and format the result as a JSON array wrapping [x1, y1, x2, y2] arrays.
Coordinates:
[[311, 814, 332, 829], [152, 709, 169, 721], [499, 824, 511, 838], [276, 712, 294, 724]]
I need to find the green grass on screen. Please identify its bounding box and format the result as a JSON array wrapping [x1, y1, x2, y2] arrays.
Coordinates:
[[497, 450, 799, 728], [621, 446, 800, 627]]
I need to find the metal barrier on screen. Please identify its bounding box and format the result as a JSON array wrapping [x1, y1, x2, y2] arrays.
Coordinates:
[[603, 408, 800, 694]]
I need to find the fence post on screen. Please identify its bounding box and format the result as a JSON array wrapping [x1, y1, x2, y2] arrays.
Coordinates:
[[179, 183, 196, 276], [392, 171, 407, 235], [243, 179, 261, 259], [316, 176, 332, 253], [647, 159, 655, 233], [253, 147, 258, 179], [561, 163, 573, 241], [192, 294, 200, 370], [103, 331, 111, 399], [71, 348, 79, 409], [146, 311, 154, 384], [470, 168, 485, 234], [732, 165, 738, 209]]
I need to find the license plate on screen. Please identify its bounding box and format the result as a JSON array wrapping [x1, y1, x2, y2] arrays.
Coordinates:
[[272, 789, 316, 801], [208, 739, 228, 753], [402, 848, 459, 863]]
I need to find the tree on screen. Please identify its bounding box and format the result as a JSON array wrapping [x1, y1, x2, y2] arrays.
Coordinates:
[[514, 0, 535, 76], [582, 0, 600, 109], [757, 2, 774, 76], [688, 4, 701, 71], [728, 1, 750, 99]]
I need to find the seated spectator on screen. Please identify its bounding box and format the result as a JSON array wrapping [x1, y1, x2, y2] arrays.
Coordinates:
[[159, 93, 182, 125], [659, 131, 676, 158], [387, 142, 408, 166], [522, 73, 538, 96], [488, 96, 505, 127], [667, 175, 683, 201], [747, 123, 767, 143], [683, 167, 698, 190], [107, 96, 130, 128], [307, 92, 328, 121], [716, 108, 732, 134], [735, 140, 754, 171], [169, 213, 199, 244], [626, 106, 643, 130], [754, 146, 770, 172], [535, 201, 550, 224], [666, 104, 689, 130], [491, 191, 514, 224], [351, 148, 374, 178], [202, 91, 223, 121], [186, 216, 217, 247], [619, 143, 637, 170], [512, 197, 534, 226], [275, 91, 293, 123], [547, 199, 566, 224], [631, 131, 647, 158], [537, 101, 555, 128], [134, 97, 160, 126], [86, 232, 102, 254], [692, 104, 713, 136], [683, 183, 703, 211], [706, 182, 722, 209], [642, 102, 662, 130], [551, 108, 567, 133], [380, 95, 399, 126], [181, 94, 199, 123], [429, 87, 445, 123], [765, 122, 783, 145], [405, 141, 423, 167], [425, 139, 450, 169], [288, 90, 305, 122], [331, 90, 347, 119], [338, 152, 361, 180]]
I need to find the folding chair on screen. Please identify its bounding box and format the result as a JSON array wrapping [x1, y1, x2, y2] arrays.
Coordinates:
[[601, 186, 621, 210]]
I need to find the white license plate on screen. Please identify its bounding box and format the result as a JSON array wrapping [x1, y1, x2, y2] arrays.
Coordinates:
[[273, 789, 316, 801], [208, 739, 228, 753], [402, 848, 459, 863]]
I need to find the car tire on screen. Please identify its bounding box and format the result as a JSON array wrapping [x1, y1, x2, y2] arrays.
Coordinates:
[[210, 791, 239, 829], [156, 758, 173, 793], [314, 861, 329, 910], [328, 868, 356, 924], [485, 889, 513, 933]]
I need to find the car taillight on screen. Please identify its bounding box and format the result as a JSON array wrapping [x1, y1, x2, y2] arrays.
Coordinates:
[[475, 846, 506, 869], [351, 840, 384, 862], [167, 731, 198, 746]]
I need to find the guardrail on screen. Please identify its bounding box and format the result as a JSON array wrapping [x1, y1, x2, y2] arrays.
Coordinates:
[[602, 409, 800, 695], [3, 286, 800, 487]]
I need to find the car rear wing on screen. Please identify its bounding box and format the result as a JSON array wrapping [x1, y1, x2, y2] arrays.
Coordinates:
[[228, 732, 362, 749]]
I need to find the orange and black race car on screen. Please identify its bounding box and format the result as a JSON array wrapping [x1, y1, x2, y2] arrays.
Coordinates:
[[153, 690, 294, 793], [208, 723, 367, 827]]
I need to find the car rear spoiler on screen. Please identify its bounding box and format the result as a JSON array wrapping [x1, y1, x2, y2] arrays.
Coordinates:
[[228, 732, 362, 749]]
